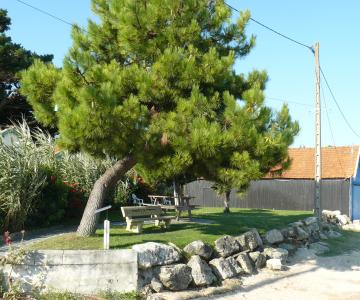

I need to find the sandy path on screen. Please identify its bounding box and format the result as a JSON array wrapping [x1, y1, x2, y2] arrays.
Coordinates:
[[213, 250, 360, 300]]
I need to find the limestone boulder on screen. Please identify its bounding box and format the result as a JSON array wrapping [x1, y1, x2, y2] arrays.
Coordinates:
[[326, 230, 342, 238], [255, 253, 267, 269], [294, 226, 309, 241], [187, 255, 217, 287], [289, 221, 304, 228], [248, 251, 260, 263], [336, 214, 350, 226], [307, 222, 320, 233], [266, 258, 283, 271], [214, 235, 240, 257], [159, 264, 192, 291], [280, 228, 289, 239], [150, 278, 163, 293], [319, 232, 328, 240], [309, 242, 330, 255], [236, 252, 254, 274], [265, 229, 284, 244], [235, 229, 263, 251], [138, 266, 161, 288], [263, 247, 288, 264], [249, 251, 266, 269], [132, 242, 181, 269], [209, 257, 242, 280], [278, 243, 297, 256], [322, 210, 341, 218], [183, 240, 213, 260], [303, 216, 318, 226]]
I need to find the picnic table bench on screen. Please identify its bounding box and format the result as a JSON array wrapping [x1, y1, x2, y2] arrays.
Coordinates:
[[146, 195, 198, 220], [121, 206, 175, 233]]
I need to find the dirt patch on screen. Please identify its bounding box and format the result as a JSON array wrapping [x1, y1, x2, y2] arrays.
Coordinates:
[[208, 250, 360, 300]]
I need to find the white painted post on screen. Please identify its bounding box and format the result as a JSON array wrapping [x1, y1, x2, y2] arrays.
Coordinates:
[[104, 220, 110, 250]]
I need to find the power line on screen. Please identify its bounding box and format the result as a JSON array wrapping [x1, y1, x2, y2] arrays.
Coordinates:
[[13, 0, 88, 33], [320, 67, 360, 139], [266, 97, 313, 108], [320, 81, 345, 175], [224, 2, 313, 52]]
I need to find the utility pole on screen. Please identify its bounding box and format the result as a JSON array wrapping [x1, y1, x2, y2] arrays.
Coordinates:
[[314, 42, 322, 224]]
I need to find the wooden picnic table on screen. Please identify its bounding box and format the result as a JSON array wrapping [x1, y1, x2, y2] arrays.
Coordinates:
[[148, 195, 173, 205], [147, 195, 197, 221]]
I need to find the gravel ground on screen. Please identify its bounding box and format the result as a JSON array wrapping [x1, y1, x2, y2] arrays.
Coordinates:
[[210, 249, 360, 300]]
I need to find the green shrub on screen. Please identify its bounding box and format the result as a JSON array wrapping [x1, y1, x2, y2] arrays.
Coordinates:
[[26, 175, 70, 228]]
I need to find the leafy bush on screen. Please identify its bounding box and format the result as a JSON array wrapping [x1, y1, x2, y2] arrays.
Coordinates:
[[26, 175, 70, 228]]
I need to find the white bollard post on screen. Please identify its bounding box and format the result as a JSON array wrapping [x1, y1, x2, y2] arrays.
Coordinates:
[[104, 220, 110, 250]]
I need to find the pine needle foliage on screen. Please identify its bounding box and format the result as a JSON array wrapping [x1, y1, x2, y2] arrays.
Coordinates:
[[20, 0, 299, 213]]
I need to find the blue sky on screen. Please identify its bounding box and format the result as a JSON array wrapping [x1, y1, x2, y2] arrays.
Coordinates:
[[2, 0, 360, 147]]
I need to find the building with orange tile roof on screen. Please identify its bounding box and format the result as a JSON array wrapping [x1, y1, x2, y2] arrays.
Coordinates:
[[267, 146, 359, 179]]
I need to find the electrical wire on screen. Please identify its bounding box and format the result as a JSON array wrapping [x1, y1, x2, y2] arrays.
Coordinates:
[[266, 97, 313, 108], [320, 67, 360, 139], [224, 2, 313, 52], [13, 0, 89, 33], [320, 81, 346, 176]]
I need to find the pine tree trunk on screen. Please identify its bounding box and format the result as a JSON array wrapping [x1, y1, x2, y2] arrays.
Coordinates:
[[223, 191, 231, 214], [77, 155, 136, 237]]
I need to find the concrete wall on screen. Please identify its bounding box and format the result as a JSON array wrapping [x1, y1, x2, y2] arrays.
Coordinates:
[[1, 250, 138, 294]]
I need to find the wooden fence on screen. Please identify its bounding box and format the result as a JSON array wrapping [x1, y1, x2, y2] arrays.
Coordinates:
[[184, 179, 350, 215]]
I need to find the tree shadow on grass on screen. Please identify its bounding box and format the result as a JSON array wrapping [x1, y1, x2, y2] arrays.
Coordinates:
[[104, 210, 313, 249]]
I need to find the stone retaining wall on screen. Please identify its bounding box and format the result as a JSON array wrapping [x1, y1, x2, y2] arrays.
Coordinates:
[[1, 249, 138, 294]]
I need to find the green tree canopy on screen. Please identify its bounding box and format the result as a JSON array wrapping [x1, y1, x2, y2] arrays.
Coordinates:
[[21, 0, 298, 235], [0, 9, 52, 128]]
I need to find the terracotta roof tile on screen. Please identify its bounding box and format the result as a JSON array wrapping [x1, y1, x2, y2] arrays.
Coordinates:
[[267, 146, 359, 179]]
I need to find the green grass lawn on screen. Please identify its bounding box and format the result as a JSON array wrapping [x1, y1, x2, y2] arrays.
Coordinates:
[[28, 208, 312, 250]]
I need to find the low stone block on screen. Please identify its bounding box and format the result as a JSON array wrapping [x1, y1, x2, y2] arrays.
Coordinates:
[[248, 251, 260, 263], [159, 264, 192, 291], [183, 240, 213, 260], [214, 235, 240, 257], [236, 252, 254, 274], [326, 230, 342, 238], [278, 243, 297, 256], [266, 258, 283, 271], [235, 229, 263, 251], [187, 255, 216, 287], [263, 247, 288, 264], [309, 242, 330, 255], [303, 217, 318, 226], [294, 226, 309, 241], [336, 214, 350, 225], [150, 278, 163, 293], [255, 253, 267, 269], [209, 257, 242, 280], [265, 229, 284, 244], [132, 242, 181, 269]]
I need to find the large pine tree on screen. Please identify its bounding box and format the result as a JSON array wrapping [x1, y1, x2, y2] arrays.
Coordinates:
[[21, 0, 299, 236]]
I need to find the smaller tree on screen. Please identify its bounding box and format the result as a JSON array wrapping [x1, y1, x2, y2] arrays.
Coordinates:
[[0, 9, 52, 128]]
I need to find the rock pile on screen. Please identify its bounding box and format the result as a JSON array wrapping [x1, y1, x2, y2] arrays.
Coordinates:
[[136, 212, 345, 297], [322, 210, 355, 227]]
